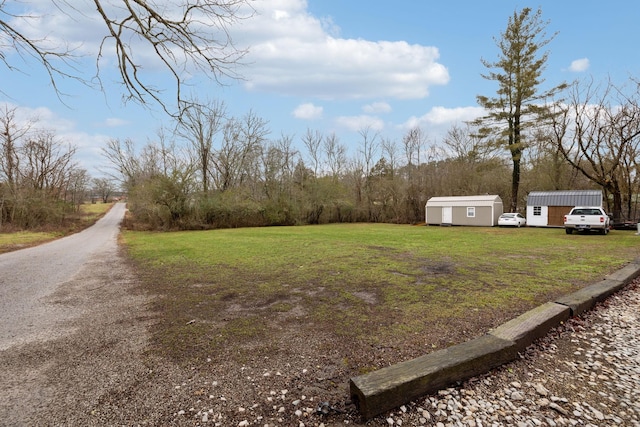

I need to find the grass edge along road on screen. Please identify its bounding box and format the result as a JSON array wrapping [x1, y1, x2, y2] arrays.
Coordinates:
[[0, 203, 114, 254], [123, 224, 640, 375]]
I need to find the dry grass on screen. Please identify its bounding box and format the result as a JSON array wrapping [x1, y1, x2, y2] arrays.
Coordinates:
[[0, 202, 114, 253]]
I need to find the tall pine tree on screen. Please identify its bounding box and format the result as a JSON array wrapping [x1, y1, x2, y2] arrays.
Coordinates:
[[474, 7, 566, 212]]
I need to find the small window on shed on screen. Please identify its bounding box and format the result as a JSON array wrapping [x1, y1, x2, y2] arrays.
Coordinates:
[[533, 206, 542, 216], [467, 207, 475, 217]]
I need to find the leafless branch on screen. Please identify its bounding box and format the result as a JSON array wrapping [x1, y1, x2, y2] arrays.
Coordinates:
[[1, 0, 252, 115]]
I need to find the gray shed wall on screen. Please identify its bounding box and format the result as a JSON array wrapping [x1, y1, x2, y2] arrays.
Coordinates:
[[451, 206, 495, 226], [426, 206, 442, 224], [426, 205, 501, 226]]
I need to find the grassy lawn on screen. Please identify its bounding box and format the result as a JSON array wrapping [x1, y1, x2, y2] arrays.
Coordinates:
[[123, 224, 640, 371], [0, 202, 114, 253]]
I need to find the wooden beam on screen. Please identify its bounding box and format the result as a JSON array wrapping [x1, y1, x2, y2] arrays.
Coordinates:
[[350, 334, 517, 420]]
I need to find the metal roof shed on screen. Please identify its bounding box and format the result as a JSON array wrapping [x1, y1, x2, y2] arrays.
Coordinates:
[[526, 190, 603, 227], [425, 195, 503, 226]]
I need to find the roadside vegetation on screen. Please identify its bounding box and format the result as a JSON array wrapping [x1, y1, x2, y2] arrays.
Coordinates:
[[0, 202, 113, 253], [123, 224, 640, 376]]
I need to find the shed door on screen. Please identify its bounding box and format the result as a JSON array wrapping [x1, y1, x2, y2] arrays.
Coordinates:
[[442, 206, 453, 224], [548, 206, 572, 227]]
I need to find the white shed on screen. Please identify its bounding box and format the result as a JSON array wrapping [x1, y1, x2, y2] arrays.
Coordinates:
[[526, 190, 603, 227], [425, 195, 503, 226]]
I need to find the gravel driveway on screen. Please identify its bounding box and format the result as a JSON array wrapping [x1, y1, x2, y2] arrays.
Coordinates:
[[0, 203, 164, 426], [0, 203, 127, 350]]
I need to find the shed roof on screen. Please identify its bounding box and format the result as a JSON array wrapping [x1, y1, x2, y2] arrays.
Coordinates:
[[426, 195, 502, 207], [527, 190, 602, 207]]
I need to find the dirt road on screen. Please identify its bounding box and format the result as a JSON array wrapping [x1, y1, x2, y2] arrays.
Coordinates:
[[0, 203, 128, 350], [0, 203, 171, 426]]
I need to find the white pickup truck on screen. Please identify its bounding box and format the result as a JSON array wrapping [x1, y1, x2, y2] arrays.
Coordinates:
[[563, 206, 611, 235]]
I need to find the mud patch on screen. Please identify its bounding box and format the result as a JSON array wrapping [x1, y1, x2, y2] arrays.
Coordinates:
[[421, 261, 456, 275]]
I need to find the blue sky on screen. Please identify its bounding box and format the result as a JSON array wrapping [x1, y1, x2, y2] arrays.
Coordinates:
[[2, 0, 639, 176]]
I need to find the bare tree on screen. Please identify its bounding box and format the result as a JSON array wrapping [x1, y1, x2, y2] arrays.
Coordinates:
[[178, 99, 227, 192], [358, 126, 380, 176], [101, 135, 198, 228], [236, 110, 269, 188], [381, 138, 398, 174], [0, 108, 83, 226], [438, 125, 511, 198], [261, 134, 299, 209], [211, 111, 268, 191], [442, 124, 497, 162], [402, 127, 427, 222], [403, 127, 426, 167], [323, 132, 347, 180], [1, 1, 252, 113], [0, 106, 33, 189], [101, 136, 182, 190], [274, 134, 298, 187], [22, 130, 77, 197], [550, 79, 640, 221], [373, 138, 402, 222], [92, 177, 114, 203], [526, 127, 586, 191], [1, 107, 78, 194], [356, 126, 380, 221], [301, 128, 323, 177], [66, 168, 91, 209], [101, 138, 144, 190], [153, 127, 184, 178]]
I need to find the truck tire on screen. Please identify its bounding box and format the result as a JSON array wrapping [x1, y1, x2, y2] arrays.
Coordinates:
[[565, 228, 573, 234]]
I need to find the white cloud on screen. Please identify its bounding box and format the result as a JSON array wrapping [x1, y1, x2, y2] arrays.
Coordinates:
[[569, 58, 590, 72], [292, 103, 323, 119], [237, 0, 449, 100], [5, 1, 89, 54], [363, 102, 392, 114], [335, 115, 385, 132], [5, 0, 248, 73], [403, 106, 485, 129], [2, 102, 76, 134], [7, 0, 450, 102]]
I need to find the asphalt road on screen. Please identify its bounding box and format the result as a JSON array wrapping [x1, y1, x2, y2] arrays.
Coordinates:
[[0, 203, 127, 350]]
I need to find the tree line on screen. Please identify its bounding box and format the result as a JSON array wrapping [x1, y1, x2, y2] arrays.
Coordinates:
[[99, 79, 639, 230], [0, 106, 118, 229], [2, 5, 640, 231], [2, 74, 639, 232]]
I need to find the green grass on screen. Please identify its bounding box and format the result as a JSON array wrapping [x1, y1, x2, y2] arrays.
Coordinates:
[[80, 202, 114, 218], [123, 224, 640, 363], [0, 230, 63, 252]]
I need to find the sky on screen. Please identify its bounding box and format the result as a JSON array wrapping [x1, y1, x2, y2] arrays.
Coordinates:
[[1, 0, 640, 177]]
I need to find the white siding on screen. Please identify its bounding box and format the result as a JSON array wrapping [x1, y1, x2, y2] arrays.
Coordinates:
[[526, 205, 548, 227]]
